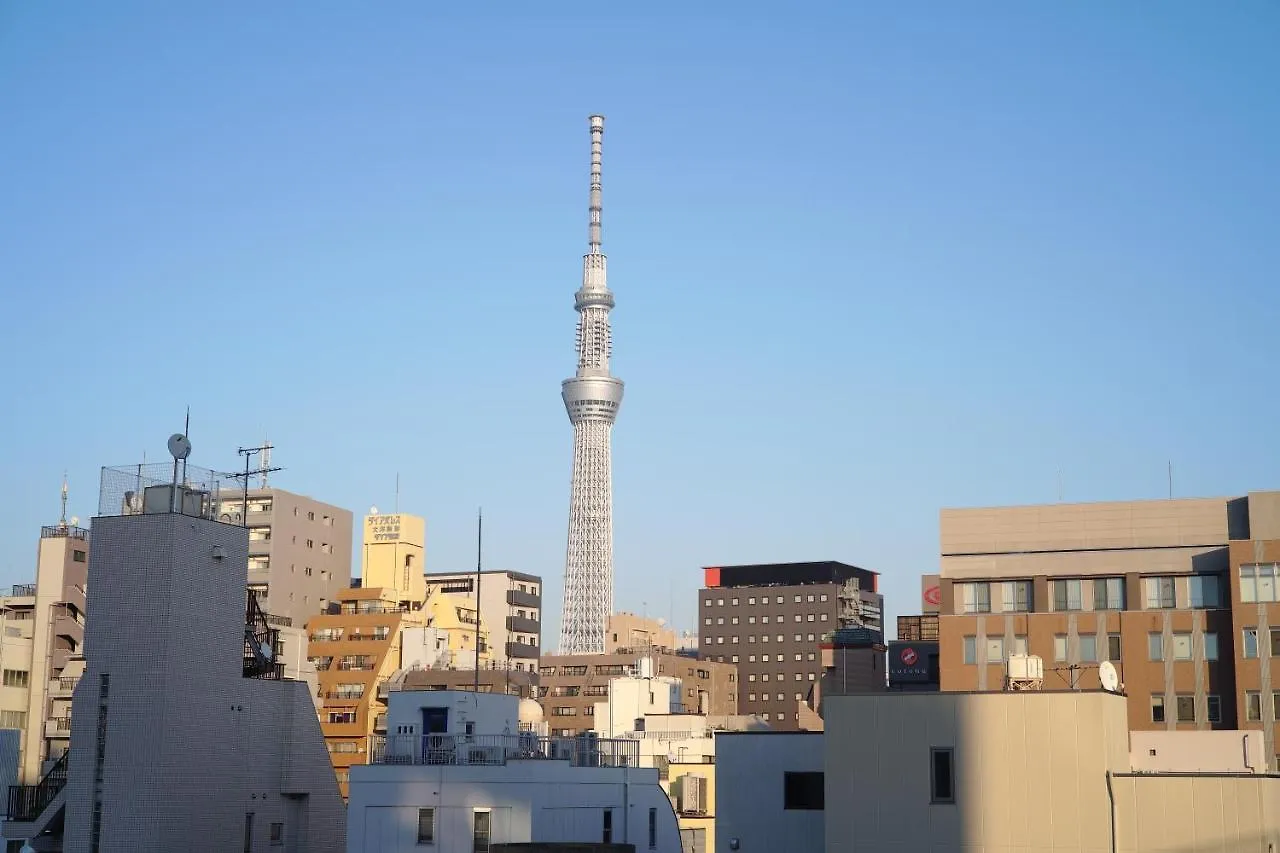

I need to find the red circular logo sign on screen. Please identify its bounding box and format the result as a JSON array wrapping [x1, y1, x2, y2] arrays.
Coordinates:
[[923, 586, 941, 606], [900, 647, 919, 666]]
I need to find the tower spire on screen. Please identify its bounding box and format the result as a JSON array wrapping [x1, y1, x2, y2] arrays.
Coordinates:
[[59, 472, 69, 528], [559, 115, 625, 655], [588, 114, 604, 255]]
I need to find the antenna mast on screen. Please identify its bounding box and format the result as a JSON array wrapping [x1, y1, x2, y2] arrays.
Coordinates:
[[227, 445, 283, 528], [59, 473, 69, 529], [260, 440, 273, 489], [473, 508, 483, 694]]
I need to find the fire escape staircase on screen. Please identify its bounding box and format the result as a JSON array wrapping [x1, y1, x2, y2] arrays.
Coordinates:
[[244, 592, 283, 680], [5, 750, 69, 848]]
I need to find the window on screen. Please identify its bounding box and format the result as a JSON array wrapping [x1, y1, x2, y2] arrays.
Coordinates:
[[2, 669, 28, 688], [806, 614, 815, 622], [1176, 695, 1195, 723], [1207, 695, 1222, 724], [794, 595, 801, 603], [731, 617, 739, 625], [794, 634, 802, 642], [930, 748, 955, 804], [1053, 635, 1068, 662], [73, 549, 87, 563], [1012, 635, 1028, 656], [807, 594, 815, 603], [748, 597, 756, 605], [1172, 633, 1192, 661], [1144, 577, 1175, 609], [748, 693, 756, 702], [716, 618, 724, 625], [1188, 575, 1221, 608], [1241, 564, 1280, 603], [985, 637, 1004, 663], [1149, 633, 1164, 661], [820, 594, 828, 602], [474, 810, 492, 853], [1247, 691, 1263, 722], [777, 635, 784, 642], [717, 599, 724, 606], [1271, 628, 1280, 657], [1274, 693, 1280, 722], [1079, 635, 1098, 662], [732, 598, 739, 606], [776, 596, 784, 604], [0, 710, 25, 728], [1151, 695, 1165, 723], [731, 655, 739, 663], [1051, 579, 1082, 611], [807, 652, 816, 661], [761, 616, 769, 625], [1000, 580, 1033, 612], [962, 636, 976, 665], [1093, 577, 1126, 610], [794, 614, 802, 623], [648, 808, 657, 849], [1244, 628, 1260, 659], [602, 809, 613, 844], [820, 614, 828, 622], [783, 771, 824, 810], [777, 693, 785, 701], [761, 655, 770, 663], [269, 822, 284, 846], [807, 634, 815, 642], [958, 582, 991, 614], [1107, 634, 1122, 661], [1205, 633, 1219, 661]]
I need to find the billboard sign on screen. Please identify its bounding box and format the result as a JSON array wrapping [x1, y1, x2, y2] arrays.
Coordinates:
[[888, 641, 938, 685], [921, 574, 941, 613]]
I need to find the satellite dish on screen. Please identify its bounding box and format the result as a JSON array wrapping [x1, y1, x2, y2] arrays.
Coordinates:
[[369, 505, 379, 515], [167, 433, 192, 460], [69, 516, 79, 527], [1099, 661, 1120, 693]]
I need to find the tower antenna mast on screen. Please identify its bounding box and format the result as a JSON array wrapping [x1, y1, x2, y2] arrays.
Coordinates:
[[226, 445, 283, 527]]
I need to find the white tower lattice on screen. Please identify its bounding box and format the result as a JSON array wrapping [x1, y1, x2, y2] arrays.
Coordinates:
[[558, 115, 624, 655]]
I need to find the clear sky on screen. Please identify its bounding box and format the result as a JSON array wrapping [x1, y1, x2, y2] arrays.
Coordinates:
[[2, 3, 1278, 644]]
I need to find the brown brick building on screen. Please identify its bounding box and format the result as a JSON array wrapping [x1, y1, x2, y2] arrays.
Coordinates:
[[536, 650, 737, 735], [938, 491, 1280, 763], [698, 561, 883, 730]]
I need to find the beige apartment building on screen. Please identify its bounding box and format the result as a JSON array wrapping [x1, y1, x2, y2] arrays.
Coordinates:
[[0, 517, 88, 787], [536, 650, 738, 736], [218, 486, 353, 626], [607, 611, 675, 652], [822, 689, 1280, 852], [424, 569, 542, 670], [938, 491, 1280, 760]]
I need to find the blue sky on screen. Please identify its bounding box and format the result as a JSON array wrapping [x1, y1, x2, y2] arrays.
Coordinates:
[[2, 3, 1277, 644]]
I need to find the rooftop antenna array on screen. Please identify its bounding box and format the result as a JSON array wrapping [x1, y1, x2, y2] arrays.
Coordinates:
[[225, 444, 282, 528], [260, 440, 273, 489]]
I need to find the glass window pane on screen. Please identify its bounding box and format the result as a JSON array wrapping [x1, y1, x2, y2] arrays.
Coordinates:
[[986, 638, 1004, 662], [1151, 696, 1165, 722], [963, 637, 976, 665], [1245, 629, 1259, 659], [1260, 571, 1277, 604], [1176, 696, 1195, 723], [1173, 634, 1192, 660], [1148, 633, 1163, 661], [1079, 635, 1097, 662], [1248, 692, 1262, 722], [1205, 633, 1219, 661], [1053, 635, 1068, 662], [1207, 695, 1221, 724], [1107, 634, 1122, 661]]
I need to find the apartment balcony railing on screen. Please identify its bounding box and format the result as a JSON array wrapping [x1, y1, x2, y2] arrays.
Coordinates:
[[348, 633, 390, 642], [369, 733, 638, 769], [8, 750, 67, 822], [506, 641, 540, 659], [323, 692, 366, 701], [48, 677, 79, 698], [337, 662, 375, 671], [8, 584, 36, 598], [506, 615, 541, 635], [40, 526, 88, 542], [264, 614, 293, 628], [506, 589, 539, 609]]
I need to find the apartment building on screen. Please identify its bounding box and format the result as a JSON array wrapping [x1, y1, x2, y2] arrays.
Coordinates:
[[536, 651, 738, 736], [699, 561, 883, 730], [423, 570, 542, 670], [606, 611, 675, 652], [937, 491, 1280, 756], [218, 486, 353, 626], [0, 518, 88, 787]]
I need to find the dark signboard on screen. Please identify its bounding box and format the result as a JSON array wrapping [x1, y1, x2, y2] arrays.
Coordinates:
[[888, 641, 939, 685]]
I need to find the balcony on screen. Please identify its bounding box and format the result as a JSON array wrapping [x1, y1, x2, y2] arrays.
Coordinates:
[[506, 615, 540, 635], [48, 677, 78, 699], [370, 733, 637, 768], [373, 714, 387, 733], [8, 584, 35, 598], [323, 692, 366, 702], [506, 641, 540, 659], [44, 717, 71, 738], [507, 589, 539, 609]]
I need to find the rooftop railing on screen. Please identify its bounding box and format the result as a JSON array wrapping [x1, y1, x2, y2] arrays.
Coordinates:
[[7, 584, 36, 598], [40, 526, 89, 541], [369, 733, 638, 769]]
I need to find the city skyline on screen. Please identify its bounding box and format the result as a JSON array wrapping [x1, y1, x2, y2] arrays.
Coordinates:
[[2, 4, 1279, 645]]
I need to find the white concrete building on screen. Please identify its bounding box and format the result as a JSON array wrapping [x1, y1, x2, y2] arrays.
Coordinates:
[[423, 570, 543, 670], [714, 732, 826, 853], [2, 458, 345, 852], [347, 689, 683, 852]]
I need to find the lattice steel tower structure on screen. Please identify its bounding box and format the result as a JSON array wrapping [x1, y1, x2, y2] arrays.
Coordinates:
[[558, 115, 624, 655]]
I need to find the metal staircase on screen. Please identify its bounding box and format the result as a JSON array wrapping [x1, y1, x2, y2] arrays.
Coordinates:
[[243, 592, 282, 680]]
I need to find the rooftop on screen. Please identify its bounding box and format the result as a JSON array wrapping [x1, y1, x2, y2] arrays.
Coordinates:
[[703, 560, 879, 591], [370, 733, 638, 768]]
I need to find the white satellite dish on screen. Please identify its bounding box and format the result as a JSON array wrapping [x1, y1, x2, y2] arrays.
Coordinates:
[[369, 505, 379, 515], [167, 433, 192, 460], [69, 516, 79, 527], [1099, 660, 1120, 693]]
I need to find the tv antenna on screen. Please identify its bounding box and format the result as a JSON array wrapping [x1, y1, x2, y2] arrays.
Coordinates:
[[225, 444, 282, 528]]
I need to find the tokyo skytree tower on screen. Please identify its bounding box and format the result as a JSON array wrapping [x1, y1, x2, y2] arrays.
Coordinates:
[[558, 115, 624, 655]]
